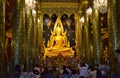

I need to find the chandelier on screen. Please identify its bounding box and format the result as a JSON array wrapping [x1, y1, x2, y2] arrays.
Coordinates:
[[93, 0, 107, 14], [80, 16, 85, 24], [25, 0, 35, 11], [86, 7, 92, 16]]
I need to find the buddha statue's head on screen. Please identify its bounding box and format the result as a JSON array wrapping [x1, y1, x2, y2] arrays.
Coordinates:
[[55, 23, 62, 35], [53, 18, 65, 36]]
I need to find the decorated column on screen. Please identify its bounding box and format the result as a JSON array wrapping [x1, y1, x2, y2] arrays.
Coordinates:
[[92, 8, 102, 64], [12, 0, 21, 68], [79, 2, 86, 60], [39, 13, 44, 59], [0, 0, 6, 77], [107, 0, 118, 72], [79, 12, 84, 59], [31, 8, 38, 66], [26, 10, 33, 69], [75, 13, 81, 56], [19, 0, 27, 67], [84, 10, 91, 64], [116, 0, 120, 49], [35, 10, 40, 64]]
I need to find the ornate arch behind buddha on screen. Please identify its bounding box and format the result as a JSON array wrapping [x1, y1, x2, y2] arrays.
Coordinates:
[[40, 1, 80, 59], [43, 14, 75, 48]]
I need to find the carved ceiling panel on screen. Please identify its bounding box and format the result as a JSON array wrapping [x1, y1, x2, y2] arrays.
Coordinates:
[[40, 0, 80, 3], [41, 3, 79, 17]]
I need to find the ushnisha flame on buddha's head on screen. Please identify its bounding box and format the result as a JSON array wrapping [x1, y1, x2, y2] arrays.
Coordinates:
[[52, 18, 65, 36]]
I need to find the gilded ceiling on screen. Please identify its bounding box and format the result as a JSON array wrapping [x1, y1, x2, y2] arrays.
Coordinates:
[[40, 0, 80, 3]]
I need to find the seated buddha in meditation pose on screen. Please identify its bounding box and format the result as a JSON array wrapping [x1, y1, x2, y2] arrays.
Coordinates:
[[44, 18, 74, 57]]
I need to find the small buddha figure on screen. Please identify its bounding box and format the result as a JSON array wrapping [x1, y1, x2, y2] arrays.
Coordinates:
[[44, 18, 74, 57]]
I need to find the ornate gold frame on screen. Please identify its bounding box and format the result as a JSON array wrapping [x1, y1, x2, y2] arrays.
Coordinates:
[[40, 2, 81, 57]]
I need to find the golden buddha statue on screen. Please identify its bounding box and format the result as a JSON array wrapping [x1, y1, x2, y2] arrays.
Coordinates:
[[44, 18, 74, 58]]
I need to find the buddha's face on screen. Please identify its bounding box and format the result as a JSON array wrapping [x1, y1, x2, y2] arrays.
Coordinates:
[[56, 27, 61, 35], [55, 23, 62, 35]]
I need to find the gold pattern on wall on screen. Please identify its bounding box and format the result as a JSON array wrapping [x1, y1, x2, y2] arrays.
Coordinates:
[[41, 2, 79, 17]]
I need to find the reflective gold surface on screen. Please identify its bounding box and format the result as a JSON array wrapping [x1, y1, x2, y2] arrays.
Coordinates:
[[84, 10, 91, 63], [44, 18, 74, 58], [40, 1, 80, 58], [92, 9, 102, 64], [108, 0, 117, 72], [1, 0, 120, 76]]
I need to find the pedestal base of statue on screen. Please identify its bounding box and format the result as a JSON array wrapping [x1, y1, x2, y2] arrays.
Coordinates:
[[44, 48, 74, 58]]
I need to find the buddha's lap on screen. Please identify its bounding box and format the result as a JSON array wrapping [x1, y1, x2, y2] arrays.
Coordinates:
[[45, 47, 74, 53]]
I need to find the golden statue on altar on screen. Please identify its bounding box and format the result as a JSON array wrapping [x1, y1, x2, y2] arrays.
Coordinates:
[[44, 18, 74, 58]]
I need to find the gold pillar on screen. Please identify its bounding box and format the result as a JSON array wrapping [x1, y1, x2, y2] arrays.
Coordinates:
[[37, 14, 41, 59], [116, 0, 120, 48], [79, 3, 84, 59], [36, 0, 41, 61], [11, 0, 26, 73], [34, 12, 38, 64], [79, 16, 86, 60], [92, 9, 102, 64], [36, 6, 41, 64], [0, 0, 6, 77], [19, 0, 26, 66], [26, 8, 32, 68], [82, 24, 86, 60], [108, 0, 117, 72], [35, 1, 41, 64], [40, 13, 44, 58], [38, 1, 43, 60], [75, 13, 81, 56], [32, 8, 39, 65], [84, 11, 91, 63], [12, 0, 22, 66], [79, 12, 84, 57], [29, 10, 34, 68], [26, 10, 33, 69]]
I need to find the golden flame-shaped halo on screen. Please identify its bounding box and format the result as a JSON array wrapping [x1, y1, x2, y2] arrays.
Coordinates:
[[52, 18, 65, 35]]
